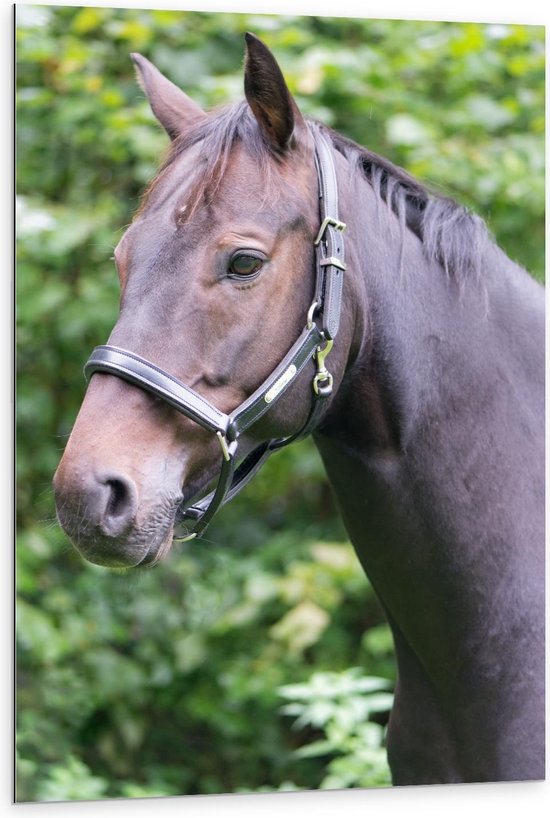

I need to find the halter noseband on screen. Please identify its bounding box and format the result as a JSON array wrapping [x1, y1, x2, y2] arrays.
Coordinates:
[[84, 126, 346, 542]]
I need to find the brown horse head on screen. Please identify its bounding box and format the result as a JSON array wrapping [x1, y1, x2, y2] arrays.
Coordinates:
[[53, 35, 352, 568]]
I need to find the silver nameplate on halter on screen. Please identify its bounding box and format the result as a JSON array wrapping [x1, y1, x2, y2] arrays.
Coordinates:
[[264, 364, 297, 404]]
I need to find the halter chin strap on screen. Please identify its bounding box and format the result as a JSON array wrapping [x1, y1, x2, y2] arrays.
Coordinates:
[[84, 125, 346, 541]]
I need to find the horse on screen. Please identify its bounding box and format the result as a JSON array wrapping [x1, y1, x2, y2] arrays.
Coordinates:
[[53, 33, 545, 786]]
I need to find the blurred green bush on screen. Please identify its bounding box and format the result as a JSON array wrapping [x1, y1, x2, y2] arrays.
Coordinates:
[[16, 5, 544, 802]]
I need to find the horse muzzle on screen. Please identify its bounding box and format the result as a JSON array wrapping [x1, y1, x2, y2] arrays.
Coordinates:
[[53, 464, 178, 568]]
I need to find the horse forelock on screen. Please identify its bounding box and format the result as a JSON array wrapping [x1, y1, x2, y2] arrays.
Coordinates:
[[137, 101, 283, 223]]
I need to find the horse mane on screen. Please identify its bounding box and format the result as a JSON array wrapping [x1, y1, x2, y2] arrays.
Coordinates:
[[328, 129, 488, 278], [144, 100, 489, 277]]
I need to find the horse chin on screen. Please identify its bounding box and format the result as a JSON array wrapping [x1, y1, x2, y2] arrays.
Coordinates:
[[61, 509, 178, 569], [69, 528, 172, 569], [137, 527, 175, 568]]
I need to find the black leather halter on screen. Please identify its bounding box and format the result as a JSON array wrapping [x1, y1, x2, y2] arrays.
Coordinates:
[[84, 126, 346, 541]]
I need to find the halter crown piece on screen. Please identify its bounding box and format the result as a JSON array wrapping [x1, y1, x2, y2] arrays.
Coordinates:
[[84, 126, 346, 541]]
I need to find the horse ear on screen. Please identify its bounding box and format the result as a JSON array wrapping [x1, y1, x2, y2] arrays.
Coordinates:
[[131, 53, 206, 140], [244, 33, 305, 152]]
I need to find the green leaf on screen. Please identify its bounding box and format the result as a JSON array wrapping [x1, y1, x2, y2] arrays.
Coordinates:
[[386, 114, 434, 146]]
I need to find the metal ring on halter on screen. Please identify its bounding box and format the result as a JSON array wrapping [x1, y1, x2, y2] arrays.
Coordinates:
[[307, 300, 319, 329]]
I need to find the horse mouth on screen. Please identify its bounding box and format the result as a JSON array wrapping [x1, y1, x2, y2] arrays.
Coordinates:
[[136, 467, 222, 565], [136, 526, 175, 567], [55, 489, 183, 569], [54, 451, 225, 569], [63, 516, 177, 569]]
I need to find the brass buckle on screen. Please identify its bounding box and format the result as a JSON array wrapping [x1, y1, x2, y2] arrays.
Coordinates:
[[216, 430, 236, 462], [314, 216, 347, 246], [319, 256, 346, 271], [312, 338, 334, 396], [173, 531, 198, 543]]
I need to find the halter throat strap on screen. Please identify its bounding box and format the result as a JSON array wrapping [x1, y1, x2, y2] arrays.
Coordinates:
[[83, 125, 345, 541]]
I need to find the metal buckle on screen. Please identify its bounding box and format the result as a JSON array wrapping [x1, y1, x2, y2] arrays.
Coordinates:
[[319, 256, 346, 271], [314, 216, 347, 246], [216, 430, 236, 462], [173, 531, 198, 543], [312, 339, 334, 396]]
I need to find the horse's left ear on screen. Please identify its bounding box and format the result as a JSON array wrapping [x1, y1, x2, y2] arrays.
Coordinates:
[[244, 33, 306, 152], [131, 53, 206, 140]]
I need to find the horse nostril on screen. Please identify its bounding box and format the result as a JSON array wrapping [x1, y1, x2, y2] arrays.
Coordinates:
[[100, 475, 138, 536], [106, 478, 128, 517]]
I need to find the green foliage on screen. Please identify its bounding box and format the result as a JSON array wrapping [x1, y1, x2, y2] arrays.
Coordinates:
[[279, 669, 393, 788], [16, 5, 544, 803], [17, 521, 388, 800]]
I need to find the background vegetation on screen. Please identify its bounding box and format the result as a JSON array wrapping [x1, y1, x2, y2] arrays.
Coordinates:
[[16, 4, 544, 803]]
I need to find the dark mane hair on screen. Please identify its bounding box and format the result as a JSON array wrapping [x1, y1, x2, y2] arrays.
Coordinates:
[[328, 129, 488, 277], [143, 100, 489, 276]]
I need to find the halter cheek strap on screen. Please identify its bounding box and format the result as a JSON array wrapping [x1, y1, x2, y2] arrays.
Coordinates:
[[83, 125, 346, 541]]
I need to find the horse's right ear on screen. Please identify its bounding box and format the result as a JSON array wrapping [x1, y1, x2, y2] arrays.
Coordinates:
[[244, 33, 306, 153], [131, 53, 206, 140]]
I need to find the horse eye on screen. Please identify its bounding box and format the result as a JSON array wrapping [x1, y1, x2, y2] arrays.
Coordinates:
[[228, 254, 264, 278]]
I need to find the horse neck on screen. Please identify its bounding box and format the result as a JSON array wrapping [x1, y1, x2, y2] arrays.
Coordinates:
[[313, 160, 544, 775], [314, 162, 544, 586], [323, 157, 544, 449]]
